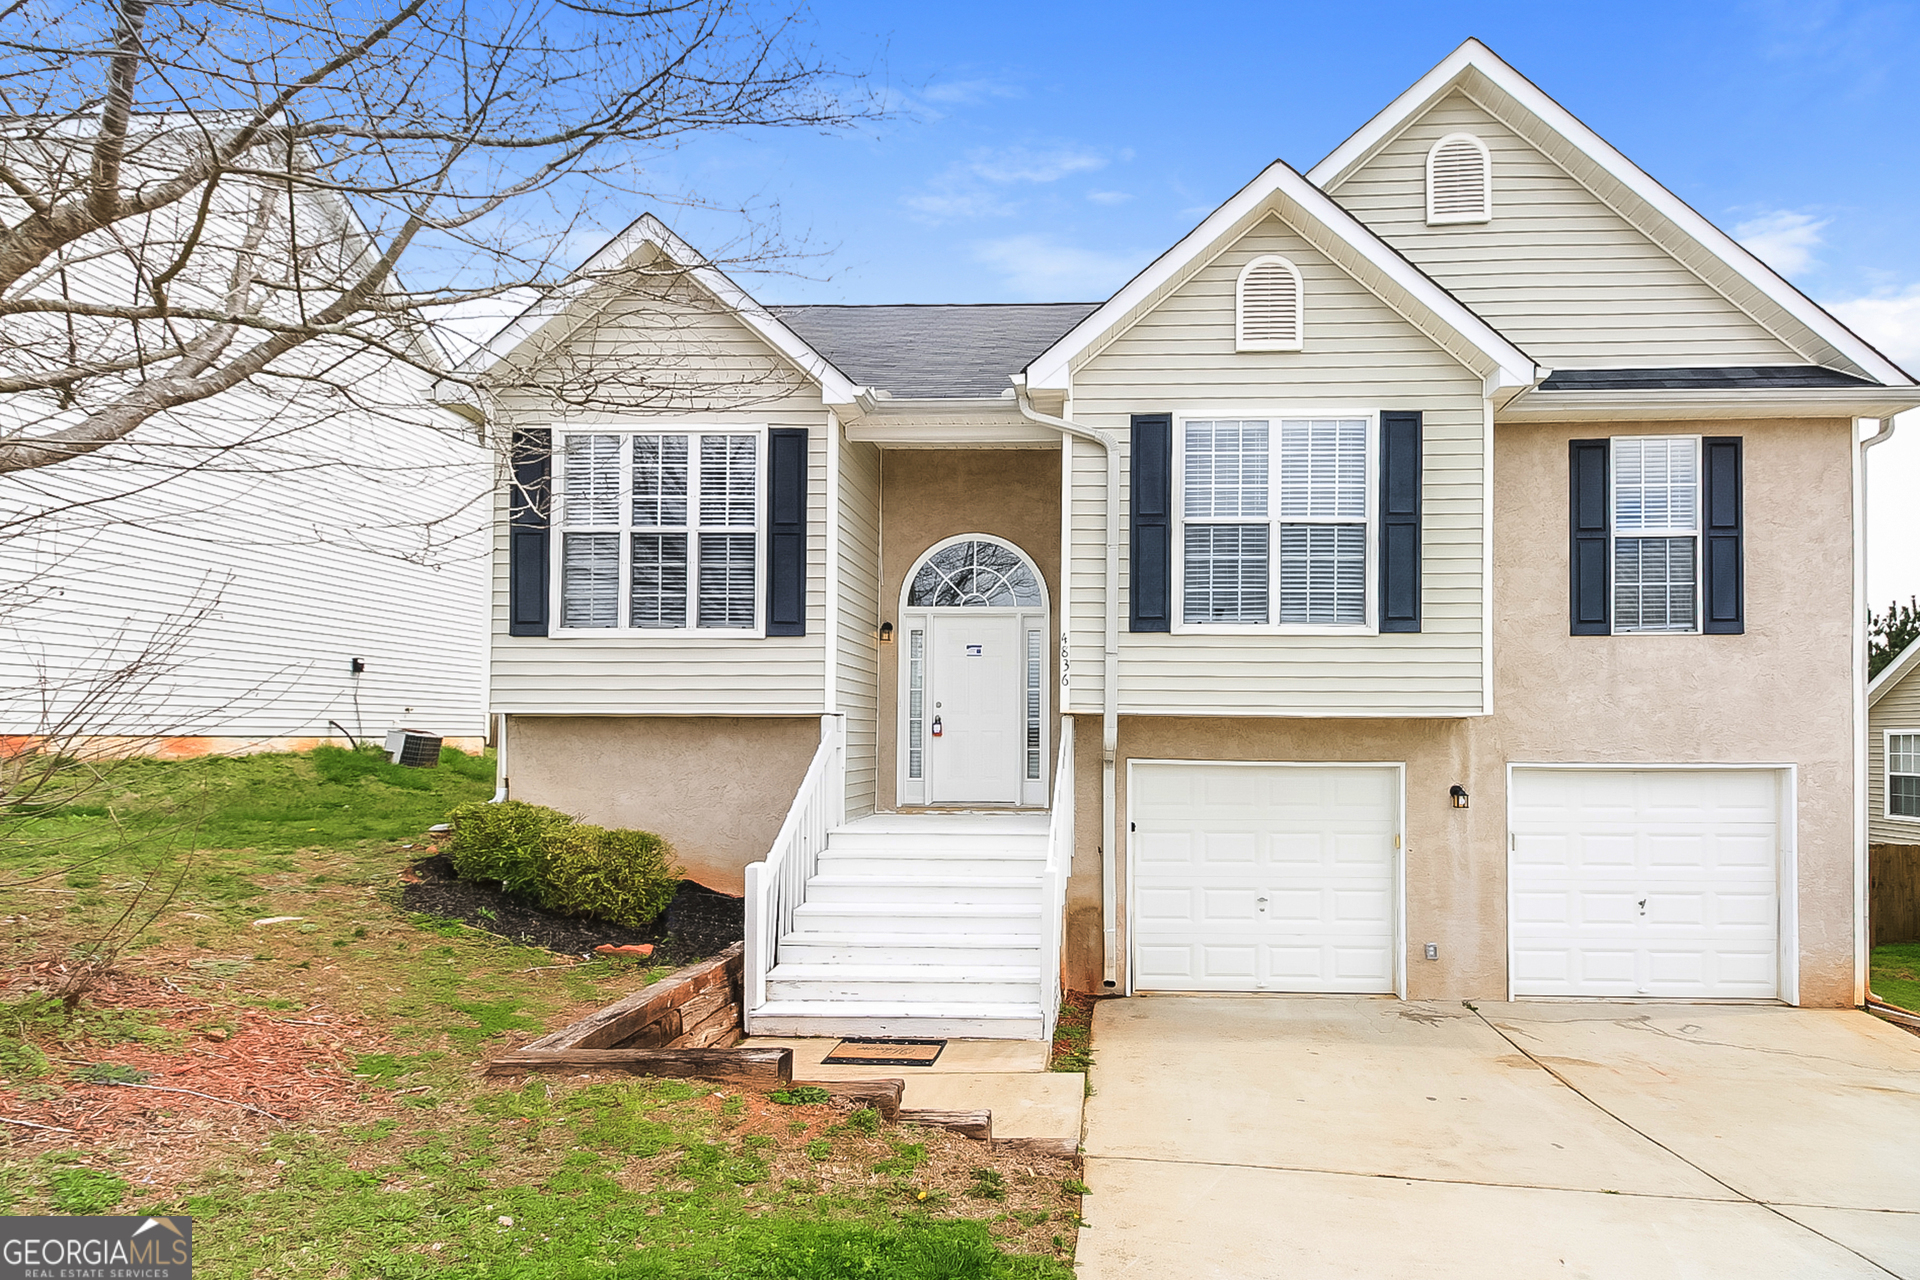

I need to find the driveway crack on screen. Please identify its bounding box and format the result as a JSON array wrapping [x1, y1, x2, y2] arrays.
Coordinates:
[[1467, 1004, 1902, 1278]]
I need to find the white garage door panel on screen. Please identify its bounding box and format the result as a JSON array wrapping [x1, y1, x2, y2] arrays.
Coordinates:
[[1131, 763, 1398, 994], [1510, 769, 1782, 999]]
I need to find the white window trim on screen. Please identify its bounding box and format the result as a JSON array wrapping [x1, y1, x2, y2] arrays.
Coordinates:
[[1234, 254, 1304, 352], [1885, 729, 1920, 822], [549, 422, 769, 638], [1426, 131, 1492, 226], [1609, 433, 1702, 637], [1170, 410, 1379, 637]]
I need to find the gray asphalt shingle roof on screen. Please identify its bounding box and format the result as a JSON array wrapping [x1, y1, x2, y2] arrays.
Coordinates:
[[1537, 366, 1879, 391], [768, 302, 1101, 399]]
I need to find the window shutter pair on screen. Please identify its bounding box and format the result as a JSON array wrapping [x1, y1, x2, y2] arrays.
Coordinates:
[[1127, 412, 1422, 632], [504, 427, 809, 637], [1567, 436, 1742, 635]]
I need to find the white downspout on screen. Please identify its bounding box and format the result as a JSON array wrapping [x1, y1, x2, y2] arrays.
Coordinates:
[[1013, 377, 1124, 989], [1856, 415, 1897, 1004]]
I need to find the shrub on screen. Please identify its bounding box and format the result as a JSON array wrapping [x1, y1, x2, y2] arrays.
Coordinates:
[[445, 800, 574, 900], [537, 824, 682, 928]]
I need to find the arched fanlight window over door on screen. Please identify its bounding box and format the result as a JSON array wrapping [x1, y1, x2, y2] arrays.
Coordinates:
[[907, 539, 1044, 608]]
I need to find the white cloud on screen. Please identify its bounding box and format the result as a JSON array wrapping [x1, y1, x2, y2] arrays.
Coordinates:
[[1087, 190, 1133, 205], [972, 234, 1139, 300], [1829, 287, 1920, 369], [1735, 210, 1830, 277], [921, 78, 1022, 105], [903, 145, 1111, 225]]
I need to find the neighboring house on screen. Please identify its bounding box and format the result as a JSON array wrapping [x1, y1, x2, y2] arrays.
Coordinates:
[[0, 164, 490, 757], [475, 39, 1920, 1038], [1869, 638, 1920, 844]]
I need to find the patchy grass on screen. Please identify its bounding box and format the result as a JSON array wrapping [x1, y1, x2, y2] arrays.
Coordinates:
[[0, 747, 1077, 1274], [1871, 942, 1920, 1012]]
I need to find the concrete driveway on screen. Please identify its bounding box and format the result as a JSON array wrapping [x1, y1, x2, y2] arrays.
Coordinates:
[[1076, 997, 1920, 1279]]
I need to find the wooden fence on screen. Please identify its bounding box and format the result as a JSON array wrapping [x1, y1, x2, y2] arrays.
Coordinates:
[[1870, 845, 1920, 946]]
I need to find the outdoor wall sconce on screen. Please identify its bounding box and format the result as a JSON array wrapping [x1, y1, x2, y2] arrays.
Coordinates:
[[1450, 785, 1469, 809], [879, 622, 894, 644]]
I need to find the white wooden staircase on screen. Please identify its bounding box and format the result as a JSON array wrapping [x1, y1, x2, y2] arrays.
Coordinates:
[[749, 813, 1052, 1039]]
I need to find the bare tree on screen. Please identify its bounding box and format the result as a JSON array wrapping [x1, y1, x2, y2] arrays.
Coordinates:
[[0, 0, 881, 484]]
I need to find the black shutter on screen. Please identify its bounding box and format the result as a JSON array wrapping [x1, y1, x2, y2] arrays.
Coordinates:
[[1702, 436, 1744, 635], [766, 427, 808, 636], [1569, 439, 1610, 635], [1378, 411, 1422, 633], [508, 427, 550, 637], [1130, 414, 1173, 632]]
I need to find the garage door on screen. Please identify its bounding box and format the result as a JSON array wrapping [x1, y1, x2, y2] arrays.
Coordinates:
[[1130, 763, 1398, 993], [1510, 769, 1781, 999]]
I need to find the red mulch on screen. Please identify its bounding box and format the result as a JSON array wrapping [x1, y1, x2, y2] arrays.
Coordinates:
[[2, 964, 396, 1194]]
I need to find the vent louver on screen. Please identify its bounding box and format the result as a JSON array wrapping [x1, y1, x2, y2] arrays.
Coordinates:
[[1427, 133, 1491, 225], [1236, 255, 1303, 352]]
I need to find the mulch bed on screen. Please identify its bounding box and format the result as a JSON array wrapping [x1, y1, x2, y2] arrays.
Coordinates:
[[400, 854, 743, 965]]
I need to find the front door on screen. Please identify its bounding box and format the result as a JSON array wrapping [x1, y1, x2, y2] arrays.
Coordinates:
[[927, 613, 1022, 804]]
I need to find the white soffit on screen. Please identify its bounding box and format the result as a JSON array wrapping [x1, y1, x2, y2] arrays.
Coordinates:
[[1306, 38, 1915, 389], [1022, 159, 1536, 394], [466, 212, 859, 404]]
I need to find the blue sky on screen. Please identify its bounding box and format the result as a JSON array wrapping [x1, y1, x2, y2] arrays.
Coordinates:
[[633, 0, 1920, 602]]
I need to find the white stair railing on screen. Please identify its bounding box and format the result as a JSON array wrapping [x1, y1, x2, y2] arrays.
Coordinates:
[[1039, 716, 1075, 1042], [743, 714, 845, 1028]]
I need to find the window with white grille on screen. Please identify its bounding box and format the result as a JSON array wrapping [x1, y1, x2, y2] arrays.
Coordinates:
[[556, 429, 762, 632], [1611, 435, 1699, 634], [1426, 133, 1491, 225], [1889, 734, 1920, 819], [1179, 417, 1371, 629], [1236, 255, 1304, 352]]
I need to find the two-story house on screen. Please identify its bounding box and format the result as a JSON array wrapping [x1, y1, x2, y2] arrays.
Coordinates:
[[472, 40, 1920, 1038]]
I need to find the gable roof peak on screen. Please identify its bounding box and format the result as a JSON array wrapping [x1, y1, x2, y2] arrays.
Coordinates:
[[1307, 39, 1914, 388]]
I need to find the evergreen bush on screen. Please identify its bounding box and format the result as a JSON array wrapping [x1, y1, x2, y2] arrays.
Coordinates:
[[444, 799, 574, 900], [538, 824, 683, 928]]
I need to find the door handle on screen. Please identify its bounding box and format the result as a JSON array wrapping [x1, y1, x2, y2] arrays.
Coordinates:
[[930, 715, 943, 738]]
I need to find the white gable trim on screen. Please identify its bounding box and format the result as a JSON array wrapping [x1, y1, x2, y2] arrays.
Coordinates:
[[1025, 160, 1535, 394], [1307, 39, 1914, 389], [1870, 634, 1920, 708], [466, 213, 859, 405]]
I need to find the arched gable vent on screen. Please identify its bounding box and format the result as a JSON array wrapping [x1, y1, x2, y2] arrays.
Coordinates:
[[1235, 255, 1303, 352], [1426, 132, 1492, 225]]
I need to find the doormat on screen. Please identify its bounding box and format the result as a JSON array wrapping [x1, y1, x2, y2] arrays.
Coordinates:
[[821, 1037, 947, 1067]]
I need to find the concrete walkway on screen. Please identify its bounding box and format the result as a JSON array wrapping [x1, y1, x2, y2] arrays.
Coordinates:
[[1077, 997, 1920, 1279]]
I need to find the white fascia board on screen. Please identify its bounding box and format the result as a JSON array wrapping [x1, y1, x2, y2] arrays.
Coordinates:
[[1024, 159, 1534, 392], [1869, 635, 1920, 708], [465, 213, 859, 405], [1307, 39, 1915, 389], [1499, 386, 1920, 423]]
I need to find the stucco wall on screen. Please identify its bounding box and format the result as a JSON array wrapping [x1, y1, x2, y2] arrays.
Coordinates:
[[505, 715, 820, 895], [1063, 417, 1860, 1006], [875, 446, 1062, 809]]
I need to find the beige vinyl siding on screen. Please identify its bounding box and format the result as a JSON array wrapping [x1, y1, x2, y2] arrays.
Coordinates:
[[1871, 671, 1920, 842], [836, 431, 883, 817], [490, 284, 828, 716], [1066, 212, 1486, 717], [1327, 90, 1806, 370]]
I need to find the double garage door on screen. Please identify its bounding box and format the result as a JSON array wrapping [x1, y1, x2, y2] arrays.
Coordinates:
[[1130, 762, 1783, 1000]]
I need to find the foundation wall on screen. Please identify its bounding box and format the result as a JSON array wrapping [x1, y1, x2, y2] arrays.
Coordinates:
[[506, 715, 821, 895]]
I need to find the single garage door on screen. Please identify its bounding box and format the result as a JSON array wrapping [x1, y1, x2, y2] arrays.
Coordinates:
[[1130, 762, 1399, 993], [1510, 768, 1782, 999]]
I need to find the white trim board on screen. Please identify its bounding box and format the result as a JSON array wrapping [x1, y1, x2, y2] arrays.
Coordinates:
[[1307, 38, 1914, 390]]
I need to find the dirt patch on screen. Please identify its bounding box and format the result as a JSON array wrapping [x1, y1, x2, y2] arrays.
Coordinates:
[[400, 854, 742, 964]]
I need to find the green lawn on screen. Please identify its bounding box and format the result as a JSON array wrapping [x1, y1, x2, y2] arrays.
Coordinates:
[[1871, 942, 1920, 1012], [0, 746, 1077, 1278]]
